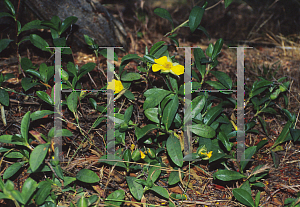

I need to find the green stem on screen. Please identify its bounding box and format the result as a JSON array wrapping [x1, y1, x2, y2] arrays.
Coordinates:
[[254, 100, 271, 117], [164, 19, 189, 37]]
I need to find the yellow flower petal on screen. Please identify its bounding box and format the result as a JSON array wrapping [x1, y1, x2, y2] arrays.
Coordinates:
[[207, 151, 213, 158], [140, 150, 146, 159], [171, 64, 185, 75], [154, 56, 168, 65], [152, 56, 184, 75], [152, 64, 164, 72], [107, 79, 124, 94]]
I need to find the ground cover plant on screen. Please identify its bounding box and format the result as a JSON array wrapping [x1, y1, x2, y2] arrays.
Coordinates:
[[0, 0, 300, 206]]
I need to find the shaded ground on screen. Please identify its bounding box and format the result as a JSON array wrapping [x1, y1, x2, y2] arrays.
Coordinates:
[[1, 0, 300, 206]]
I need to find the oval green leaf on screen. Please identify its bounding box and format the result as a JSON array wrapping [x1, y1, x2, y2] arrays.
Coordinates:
[[163, 95, 179, 130], [121, 72, 141, 81], [189, 6, 205, 33], [154, 8, 173, 28], [213, 169, 246, 181], [126, 176, 143, 201], [150, 186, 169, 199], [76, 169, 100, 183], [232, 188, 255, 207], [29, 143, 50, 172], [67, 92, 78, 113], [167, 134, 183, 167], [191, 124, 216, 138]]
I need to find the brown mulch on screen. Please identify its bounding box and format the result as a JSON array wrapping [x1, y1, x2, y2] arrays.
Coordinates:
[[1, 1, 300, 206]]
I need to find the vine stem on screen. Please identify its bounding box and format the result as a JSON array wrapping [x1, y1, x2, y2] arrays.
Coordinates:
[[163, 0, 224, 37]]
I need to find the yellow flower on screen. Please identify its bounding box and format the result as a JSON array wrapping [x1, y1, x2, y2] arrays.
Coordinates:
[[130, 144, 135, 152], [140, 150, 146, 159], [107, 79, 124, 94], [197, 146, 212, 160], [152, 56, 184, 76], [207, 151, 213, 158]]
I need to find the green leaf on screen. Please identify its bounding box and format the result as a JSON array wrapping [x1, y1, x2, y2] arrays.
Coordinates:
[[232, 188, 255, 207], [53, 37, 66, 47], [149, 41, 165, 55], [29, 143, 50, 172], [206, 43, 214, 57], [30, 110, 54, 121], [213, 169, 246, 181], [212, 38, 223, 60], [167, 134, 183, 167], [272, 120, 293, 149], [143, 88, 171, 110], [209, 71, 232, 89], [77, 196, 88, 207], [194, 48, 206, 78], [124, 105, 133, 123], [4, 0, 15, 16], [251, 80, 273, 95], [190, 95, 206, 118], [21, 57, 34, 70], [240, 146, 257, 171], [260, 107, 277, 114], [67, 92, 78, 113], [147, 163, 161, 183], [98, 154, 127, 169], [191, 123, 216, 138], [168, 169, 183, 185], [53, 165, 64, 180], [29, 34, 51, 52], [203, 105, 223, 126], [144, 108, 159, 124], [11, 190, 24, 204], [67, 62, 78, 77], [21, 77, 40, 91], [76, 169, 100, 183], [39, 63, 48, 83], [35, 181, 52, 205], [257, 116, 268, 137], [84, 34, 95, 46], [150, 186, 169, 199], [282, 109, 295, 123], [217, 131, 232, 151], [121, 72, 141, 81], [163, 95, 178, 130], [126, 176, 144, 201], [21, 111, 30, 144], [0, 39, 14, 53], [3, 162, 24, 179], [189, 6, 205, 33], [36, 91, 54, 106], [20, 20, 43, 33], [154, 8, 173, 28], [60, 16, 78, 34], [271, 151, 280, 168], [153, 45, 168, 58], [21, 177, 38, 204], [143, 54, 156, 64], [64, 176, 76, 186], [240, 180, 252, 195], [0, 89, 9, 106], [105, 189, 125, 207], [0, 135, 24, 146], [290, 128, 300, 142], [224, 0, 234, 8], [78, 62, 96, 80], [135, 124, 159, 140], [0, 12, 14, 19], [121, 54, 141, 63], [124, 90, 135, 100], [255, 191, 261, 207]]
